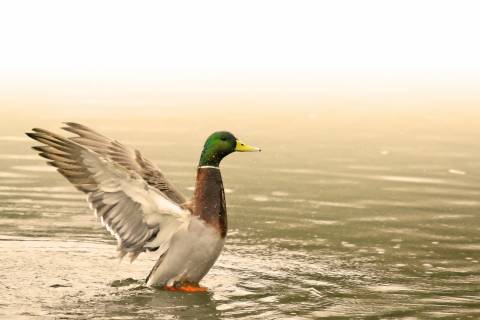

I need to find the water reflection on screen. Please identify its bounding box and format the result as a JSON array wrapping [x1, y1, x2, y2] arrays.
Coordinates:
[[83, 286, 223, 320]]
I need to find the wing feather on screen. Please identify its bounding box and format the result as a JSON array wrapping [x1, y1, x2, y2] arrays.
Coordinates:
[[62, 122, 187, 205], [26, 127, 190, 261]]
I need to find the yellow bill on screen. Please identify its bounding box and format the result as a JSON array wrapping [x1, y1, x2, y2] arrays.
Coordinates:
[[235, 140, 261, 152]]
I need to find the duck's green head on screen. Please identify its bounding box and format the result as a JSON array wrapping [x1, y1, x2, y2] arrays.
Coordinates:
[[199, 131, 261, 167]]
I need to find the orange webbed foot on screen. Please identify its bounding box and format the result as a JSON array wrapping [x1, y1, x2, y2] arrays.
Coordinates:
[[163, 284, 208, 293], [164, 285, 177, 292], [178, 284, 208, 293]]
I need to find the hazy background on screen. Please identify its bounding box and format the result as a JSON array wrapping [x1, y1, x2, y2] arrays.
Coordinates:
[[1, 0, 479, 116]]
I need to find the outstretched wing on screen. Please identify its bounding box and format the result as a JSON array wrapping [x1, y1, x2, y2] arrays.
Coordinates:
[[61, 122, 187, 205], [26, 127, 190, 261]]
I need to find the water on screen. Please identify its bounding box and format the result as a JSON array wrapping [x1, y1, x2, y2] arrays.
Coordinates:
[[1, 108, 480, 319]]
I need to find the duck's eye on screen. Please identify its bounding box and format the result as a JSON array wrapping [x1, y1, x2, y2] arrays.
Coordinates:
[[221, 137, 227, 141]]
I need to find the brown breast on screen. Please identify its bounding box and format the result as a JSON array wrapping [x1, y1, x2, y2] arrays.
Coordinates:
[[192, 167, 227, 237]]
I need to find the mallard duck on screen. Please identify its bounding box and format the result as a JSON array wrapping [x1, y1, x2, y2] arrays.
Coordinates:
[[26, 123, 260, 292]]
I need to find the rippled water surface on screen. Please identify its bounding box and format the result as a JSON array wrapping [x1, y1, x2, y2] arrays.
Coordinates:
[[1, 109, 480, 319]]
